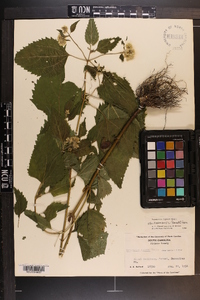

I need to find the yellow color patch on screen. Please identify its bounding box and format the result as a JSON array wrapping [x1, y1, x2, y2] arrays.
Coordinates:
[[157, 170, 165, 178]]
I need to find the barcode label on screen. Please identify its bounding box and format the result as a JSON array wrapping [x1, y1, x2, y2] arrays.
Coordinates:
[[19, 264, 49, 274]]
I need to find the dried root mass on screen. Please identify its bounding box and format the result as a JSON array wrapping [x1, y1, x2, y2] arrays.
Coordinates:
[[136, 67, 187, 109]]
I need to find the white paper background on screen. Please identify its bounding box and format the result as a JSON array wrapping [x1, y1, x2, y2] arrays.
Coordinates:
[[14, 18, 195, 276]]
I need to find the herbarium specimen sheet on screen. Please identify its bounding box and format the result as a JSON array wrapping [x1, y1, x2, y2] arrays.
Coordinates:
[[14, 18, 195, 276]]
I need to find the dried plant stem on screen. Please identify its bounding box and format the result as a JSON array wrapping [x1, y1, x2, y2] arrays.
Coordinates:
[[69, 33, 87, 61], [60, 188, 91, 256], [75, 48, 92, 133], [91, 51, 123, 61], [34, 182, 44, 213], [60, 105, 144, 254], [85, 106, 143, 189], [59, 168, 72, 256]]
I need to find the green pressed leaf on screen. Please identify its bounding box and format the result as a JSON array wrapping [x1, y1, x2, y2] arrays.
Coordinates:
[[43, 202, 68, 221], [97, 177, 112, 199], [88, 104, 145, 187], [87, 190, 102, 211], [64, 93, 84, 121], [88, 104, 128, 146], [15, 38, 68, 77], [24, 210, 51, 231], [48, 108, 71, 145], [78, 118, 87, 137], [84, 65, 98, 80], [96, 37, 121, 54], [78, 232, 108, 261], [70, 20, 79, 33], [97, 72, 138, 115], [32, 76, 82, 118], [78, 154, 99, 185], [76, 209, 106, 241], [64, 152, 80, 173], [76, 209, 108, 260], [49, 169, 70, 197], [28, 132, 65, 196], [85, 19, 99, 46], [14, 188, 28, 224], [119, 53, 124, 62], [74, 139, 97, 158]]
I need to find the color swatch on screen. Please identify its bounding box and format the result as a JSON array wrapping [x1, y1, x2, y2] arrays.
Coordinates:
[[146, 138, 185, 199], [139, 130, 194, 208]]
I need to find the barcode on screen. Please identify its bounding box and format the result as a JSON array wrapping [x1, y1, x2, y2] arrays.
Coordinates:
[[21, 265, 48, 274]]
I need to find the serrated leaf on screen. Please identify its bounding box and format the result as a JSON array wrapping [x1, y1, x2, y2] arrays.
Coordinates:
[[96, 37, 121, 54], [43, 202, 68, 221], [97, 72, 138, 115], [76, 209, 106, 242], [32, 76, 82, 118], [78, 232, 108, 261], [97, 177, 112, 199], [28, 132, 65, 197], [64, 91, 84, 121], [87, 191, 102, 211], [70, 20, 79, 33], [14, 188, 28, 224], [48, 108, 71, 145], [73, 139, 97, 158], [49, 169, 70, 197], [24, 210, 51, 231], [88, 104, 145, 187], [76, 209, 108, 260], [78, 154, 99, 185], [15, 38, 68, 77], [64, 152, 80, 173], [78, 118, 87, 137], [85, 19, 99, 46]]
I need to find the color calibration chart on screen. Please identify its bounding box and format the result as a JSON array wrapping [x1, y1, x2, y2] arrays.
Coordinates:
[[140, 131, 192, 208]]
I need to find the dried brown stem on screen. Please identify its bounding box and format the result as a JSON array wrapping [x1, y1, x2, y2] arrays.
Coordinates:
[[59, 168, 72, 256], [60, 66, 187, 256]]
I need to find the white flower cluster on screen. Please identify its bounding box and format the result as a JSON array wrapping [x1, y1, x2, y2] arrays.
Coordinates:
[[57, 26, 68, 47], [64, 136, 80, 152]]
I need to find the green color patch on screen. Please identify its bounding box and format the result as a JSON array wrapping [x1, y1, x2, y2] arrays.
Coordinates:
[[176, 169, 184, 178], [157, 151, 165, 159]]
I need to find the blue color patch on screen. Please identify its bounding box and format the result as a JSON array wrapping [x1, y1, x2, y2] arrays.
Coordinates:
[[176, 160, 184, 168], [157, 141, 165, 150], [166, 151, 174, 159], [158, 188, 166, 197]]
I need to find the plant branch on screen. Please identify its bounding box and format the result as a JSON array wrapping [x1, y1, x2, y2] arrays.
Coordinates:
[[68, 33, 87, 61], [72, 105, 144, 219], [75, 46, 92, 133], [59, 168, 72, 256], [90, 51, 124, 61], [60, 187, 90, 256], [68, 54, 86, 61]]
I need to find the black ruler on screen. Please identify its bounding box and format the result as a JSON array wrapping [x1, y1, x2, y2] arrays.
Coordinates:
[[68, 5, 156, 18], [0, 102, 13, 193]]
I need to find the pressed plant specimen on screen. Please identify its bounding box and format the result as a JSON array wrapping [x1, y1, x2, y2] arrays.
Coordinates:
[[14, 19, 186, 260]]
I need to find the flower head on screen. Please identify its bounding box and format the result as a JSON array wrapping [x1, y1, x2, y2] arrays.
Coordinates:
[[62, 26, 68, 33], [123, 43, 135, 61], [64, 136, 80, 152], [57, 25, 68, 47], [57, 33, 67, 47]]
